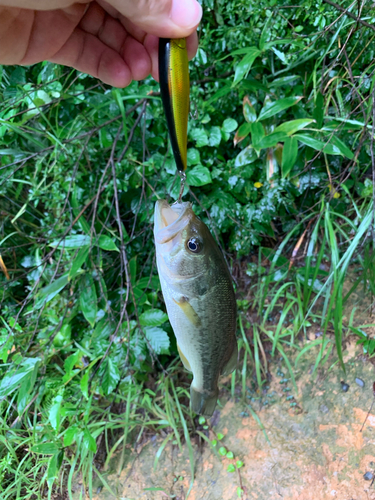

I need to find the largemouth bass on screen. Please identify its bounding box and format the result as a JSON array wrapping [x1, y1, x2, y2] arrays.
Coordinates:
[[154, 200, 238, 416], [159, 38, 189, 173]]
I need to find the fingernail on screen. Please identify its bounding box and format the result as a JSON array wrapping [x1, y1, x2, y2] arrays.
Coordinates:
[[170, 0, 202, 29]]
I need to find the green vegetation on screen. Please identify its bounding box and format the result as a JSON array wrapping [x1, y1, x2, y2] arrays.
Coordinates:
[[1, 0, 375, 497]]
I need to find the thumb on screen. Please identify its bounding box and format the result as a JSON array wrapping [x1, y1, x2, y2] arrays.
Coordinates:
[[102, 0, 202, 38]]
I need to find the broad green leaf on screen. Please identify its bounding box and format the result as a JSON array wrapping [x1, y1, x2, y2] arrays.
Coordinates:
[[0, 332, 13, 364], [282, 137, 298, 177], [268, 75, 300, 88], [17, 359, 39, 413], [259, 17, 272, 51], [47, 451, 63, 487], [186, 165, 212, 186], [206, 85, 232, 105], [313, 91, 324, 129], [222, 118, 238, 133], [31, 443, 60, 455], [62, 350, 81, 383], [131, 286, 148, 306], [34, 273, 69, 309], [330, 136, 354, 159], [190, 128, 208, 147], [97, 235, 119, 252], [208, 126, 222, 147], [217, 48, 251, 62], [137, 275, 160, 290], [242, 79, 268, 92], [250, 122, 265, 149], [234, 146, 257, 167], [233, 47, 261, 85], [274, 119, 315, 136], [258, 132, 287, 149], [83, 428, 97, 453], [64, 426, 79, 447], [258, 96, 302, 121], [49, 395, 63, 431], [50, 235, 90, 249], [63, 350, 81, 376], [80, 370, 89, 399], [68, 246, 89, 281], [73, 211, 91, 235], [144, 327, 170, 355], [294, 133, 341, 155], [263, 38, 304, 50], [187, 148, 201, 166], [51, 235, 117, 252], [323, 117, 371, 131], [0, 357, 40, 399], [139, 309, 168, 327], [243, 96, 257, 123], [234, 123, 252, 146], [79, 274, 97, 327], [101, 358, 120, 395], [272, 47, 286, 63]]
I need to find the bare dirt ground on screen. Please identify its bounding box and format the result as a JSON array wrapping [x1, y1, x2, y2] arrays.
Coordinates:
[[74, 288, 375, 500]]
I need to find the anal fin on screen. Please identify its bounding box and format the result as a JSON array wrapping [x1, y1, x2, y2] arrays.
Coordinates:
[[221, 340, 238, 376], [177, 343, 192, 372]]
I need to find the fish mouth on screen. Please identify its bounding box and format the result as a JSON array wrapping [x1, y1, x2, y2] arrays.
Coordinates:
[[154, 199, 192, 244]]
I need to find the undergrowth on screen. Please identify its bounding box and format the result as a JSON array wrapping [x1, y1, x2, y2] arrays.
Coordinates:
[[1, 0, 375, 498]]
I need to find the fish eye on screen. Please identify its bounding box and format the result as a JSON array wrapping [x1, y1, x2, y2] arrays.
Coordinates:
[[186, 238, 202, 253]]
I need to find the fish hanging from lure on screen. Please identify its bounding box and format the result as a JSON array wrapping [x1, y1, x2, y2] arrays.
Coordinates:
[[158, 38, 190, 175], [154, 200, 238, 417]]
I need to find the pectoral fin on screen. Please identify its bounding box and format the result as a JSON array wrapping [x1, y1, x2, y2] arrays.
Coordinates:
[[172, 297, 201, 327], [221, 340, 238, 376], [177, 343, 192, 372]]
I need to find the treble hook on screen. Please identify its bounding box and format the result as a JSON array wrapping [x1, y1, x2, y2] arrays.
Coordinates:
[[177, 171, 186, 203]]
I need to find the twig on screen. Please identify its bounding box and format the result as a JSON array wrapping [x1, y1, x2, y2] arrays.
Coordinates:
[[0, 97, 154, 172], [322, 0, 375, 33], [117, 102, 147, 164]]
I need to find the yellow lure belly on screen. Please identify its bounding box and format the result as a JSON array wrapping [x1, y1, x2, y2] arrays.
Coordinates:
[[159, 38, 190, 172]]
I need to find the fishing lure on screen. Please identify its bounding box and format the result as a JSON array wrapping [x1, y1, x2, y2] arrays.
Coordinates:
[[158, 38, 190, 173]]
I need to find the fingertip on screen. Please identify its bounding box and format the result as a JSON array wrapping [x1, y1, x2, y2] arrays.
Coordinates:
[[144, 34, 159, 81], [186, 31, 199, 61], [99, 54, 132, 88], [170, 0, 202, 31], [122, 37, 152, 81]]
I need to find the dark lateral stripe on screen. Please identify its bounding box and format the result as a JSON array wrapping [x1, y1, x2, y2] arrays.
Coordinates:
[[158, 38, 186, 173]]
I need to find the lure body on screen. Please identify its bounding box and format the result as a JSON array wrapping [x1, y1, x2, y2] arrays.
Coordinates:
[[159, 38, 190, 172]]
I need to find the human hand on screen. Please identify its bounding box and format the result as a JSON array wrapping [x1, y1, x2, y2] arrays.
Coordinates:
[[0, 0, 201, 87]]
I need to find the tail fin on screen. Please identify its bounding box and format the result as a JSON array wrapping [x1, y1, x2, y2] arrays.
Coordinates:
[[190, 386, 218, 417]]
